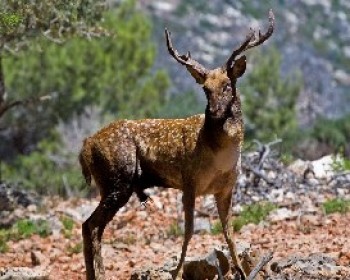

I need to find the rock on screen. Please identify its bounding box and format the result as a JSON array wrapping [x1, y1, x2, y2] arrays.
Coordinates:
[[180, 218, 211, 234], [193, 218, 211, 233], [130, 267, 173, 280], [268, 208, 298, 222], [0, 267, 50, 280], [0, 182, 39, 212], [268, 189, 285, 203], [131, 244, 255, 280], [59, 201, 98, 222], [334, 69, 350, 86], [288, 159, 307, 174], [183, 249, 230, 280], [0, 182, 40, 228], [300, 214, 322, 226], [310, 155, 337, 178], [31, 251, 47, 267], [269, 254, 350, 279]]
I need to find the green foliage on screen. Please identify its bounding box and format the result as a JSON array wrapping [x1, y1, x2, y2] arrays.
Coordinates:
[[232, 202, 276, 232], [67, 242, 83, 255], [323, 199, 350, 215], [2, 1, 171, 196], [242, 47, 302, 145], [61, 216, 74, 231], [167, 222, 183, 237], [211, 203, 276, 234], [0, 230, 9, 253], [308, 115, 350, 151], [331, 152, 350, 172], [0, 0, 106, 49], [210, 220, 223, 235], [2, 134, 84, 196], [0, 218, 51, 251], [3, 1, 169, 139], [61, 215, 75, 238], [12, 219, 51, 239], [158, 91, 204, 118], [341, 158, 350, 171]]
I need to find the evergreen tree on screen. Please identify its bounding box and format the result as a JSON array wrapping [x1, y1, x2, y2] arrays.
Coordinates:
[[0, 0, 107, 119], [2, 1, 169, 153], [241, 47, 302, 144]]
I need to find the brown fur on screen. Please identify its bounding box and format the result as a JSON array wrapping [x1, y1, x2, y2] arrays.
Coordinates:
[[81, 13, 274, 280]]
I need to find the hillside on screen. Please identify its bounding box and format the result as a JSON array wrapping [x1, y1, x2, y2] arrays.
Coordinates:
[[141, 0, 350, 125]]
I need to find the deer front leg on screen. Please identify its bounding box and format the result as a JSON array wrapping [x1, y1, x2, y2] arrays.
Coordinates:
[[172, 188, 195, 279], [215, 190, 249, 279]]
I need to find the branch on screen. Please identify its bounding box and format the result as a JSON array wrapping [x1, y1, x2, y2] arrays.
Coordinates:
[[0, 95, 51, 119], [247, 251, 273, 280], [253, 139, 282, 169], [245, 164, 274, 185]]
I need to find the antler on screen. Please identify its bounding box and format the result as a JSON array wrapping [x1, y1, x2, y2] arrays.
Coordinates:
[[226, 10, 275, 68], [165, 28, 208, 83]]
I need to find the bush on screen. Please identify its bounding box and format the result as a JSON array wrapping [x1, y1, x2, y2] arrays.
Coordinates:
[[1, 0, 170, 163], [158, 90, 204, 118], [210, 202, 276, 234], [210, 220, 223, 235], [242, 47, 303, 146], [1, 0, 174, 197], [68, 242, 83, 255], [232, 202, 276, 232], [323, 199, 350, 215], [167, 222, 183, 237], [0, 218, 51, 252], [2, 135, 85, 196]]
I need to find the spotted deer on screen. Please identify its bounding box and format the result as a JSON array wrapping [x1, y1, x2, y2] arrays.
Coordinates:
[[80, 11, 274, 280]]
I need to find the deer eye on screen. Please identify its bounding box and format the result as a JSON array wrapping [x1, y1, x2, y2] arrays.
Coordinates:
[[223, 83, 232, 92]]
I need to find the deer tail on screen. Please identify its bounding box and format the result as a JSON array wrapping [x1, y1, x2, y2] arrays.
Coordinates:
[[79, 140, 92, 186]]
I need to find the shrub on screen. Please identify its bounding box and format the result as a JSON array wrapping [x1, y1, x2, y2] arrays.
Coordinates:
[[323, 199, 350, 215], [12, 219, 51, 239], [0, 218, 51, 252], [167, 222, 183, 237], [68, 242, 83, 255], [232, 202, 276, 232], [210, 220, 223, 235]]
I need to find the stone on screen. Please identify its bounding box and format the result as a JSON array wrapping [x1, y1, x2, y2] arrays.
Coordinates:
[[0, 267, 50, 280], [130, 267, 173, 280], [182, 249, 230, 280], [269, 254, 350, 279], [268, 208, 298, 222]]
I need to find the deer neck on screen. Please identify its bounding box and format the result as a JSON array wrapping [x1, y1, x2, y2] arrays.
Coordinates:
[[203, 89, 243, 149]]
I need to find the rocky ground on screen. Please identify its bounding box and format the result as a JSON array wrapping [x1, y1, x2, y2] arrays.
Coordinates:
[[1, 153, 350, 279]]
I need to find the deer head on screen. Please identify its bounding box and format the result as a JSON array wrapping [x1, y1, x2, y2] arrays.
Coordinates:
[[165, 10, 275, 121]]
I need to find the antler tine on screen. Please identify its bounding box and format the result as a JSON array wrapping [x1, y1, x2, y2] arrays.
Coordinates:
[[226, 10, 275, 68], [226, 29, 255, 68], [165, 28, 193, 66], [245, 9, 275, 51]]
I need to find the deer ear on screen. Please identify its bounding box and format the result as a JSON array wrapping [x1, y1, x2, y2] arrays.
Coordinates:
[[230, 55, 246, 78]]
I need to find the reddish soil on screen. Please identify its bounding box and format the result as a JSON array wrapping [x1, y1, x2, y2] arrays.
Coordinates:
[[0, 189, 349, 279]]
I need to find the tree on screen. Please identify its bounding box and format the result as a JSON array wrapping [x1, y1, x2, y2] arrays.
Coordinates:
[[1, 1, 170, 195], [0, 0, 107, 119], [2, 1, 169, 154], [242, 47, 303, 144]]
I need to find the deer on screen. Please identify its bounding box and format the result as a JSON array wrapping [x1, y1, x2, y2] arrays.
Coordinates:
[[79, 10, 274, 280]]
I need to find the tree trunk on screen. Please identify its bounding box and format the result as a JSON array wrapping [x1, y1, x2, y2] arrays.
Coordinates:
[[0, 55, 5, 111], [0, 55, 4, 181]]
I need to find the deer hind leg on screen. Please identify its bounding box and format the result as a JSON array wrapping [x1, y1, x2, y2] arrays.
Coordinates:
[[215, 190, 249, 279], [82, 187, 132, 280]]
